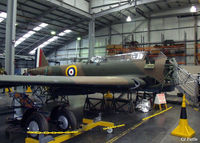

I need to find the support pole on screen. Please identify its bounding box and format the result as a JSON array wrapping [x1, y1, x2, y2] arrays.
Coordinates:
[[5, 0, 17, 75], [184, 32, 187, 65], [54, 49, 57, 65], [88, 16, 95, 60], [108, 25, 111, 45], [194, 16, 198, 65], [79, 39, 82, 59], [75, 39, 81, 61], [147, 18, 151, 46]]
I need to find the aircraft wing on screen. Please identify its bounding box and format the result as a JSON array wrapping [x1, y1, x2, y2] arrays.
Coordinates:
[[0, 75, 145, 89]]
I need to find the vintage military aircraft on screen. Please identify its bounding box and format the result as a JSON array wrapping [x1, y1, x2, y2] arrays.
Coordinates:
[[0, 50, 177, 136], [0, 50, 176, 93]]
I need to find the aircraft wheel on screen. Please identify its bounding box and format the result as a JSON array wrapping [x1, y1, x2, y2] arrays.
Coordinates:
[[25, 112, 48, 138], [51, 107, 77, 131], [21, 108, 36, 127]]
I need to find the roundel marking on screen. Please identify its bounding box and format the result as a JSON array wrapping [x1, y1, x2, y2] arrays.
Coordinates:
[[66, 65, 77, 76]]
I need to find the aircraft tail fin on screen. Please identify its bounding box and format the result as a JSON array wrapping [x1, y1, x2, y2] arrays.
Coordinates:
[[35, 48, 49, 68]]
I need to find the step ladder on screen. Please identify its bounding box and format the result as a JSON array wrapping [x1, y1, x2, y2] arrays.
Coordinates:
[[171, 58, 199, 106]]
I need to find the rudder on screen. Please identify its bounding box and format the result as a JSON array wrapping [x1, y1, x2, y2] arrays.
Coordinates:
[[35, 48, 49, 68]]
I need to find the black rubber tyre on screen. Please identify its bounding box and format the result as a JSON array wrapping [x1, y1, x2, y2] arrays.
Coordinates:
[[51, 107, 77, 131], [25, 112, 48, 138], [21, 108, 36, 127]]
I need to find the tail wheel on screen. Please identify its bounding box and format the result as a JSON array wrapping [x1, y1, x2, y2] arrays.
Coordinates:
[[50, 106, 77, 131], [25, 112, 48, 138]]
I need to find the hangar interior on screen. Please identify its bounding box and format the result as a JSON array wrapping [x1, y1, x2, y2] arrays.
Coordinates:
[[0, 0, 200, 143]]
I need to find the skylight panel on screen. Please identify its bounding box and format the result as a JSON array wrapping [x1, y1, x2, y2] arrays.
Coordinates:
[[33, 26, 42, 31], [29, 29, 71, 55], [64, 29, 72, 33], [39, 23, 48, 28], [0, 18, 4, 23], [0, 12, 7, 23], [29, 48, 37, 55], [58, 32, 65, 36], [33, 23, 48, 31], [58, 29, 71, 36], [22, 31, 36, 38], [15, 23, 48, 47], [0, 12, 7, 18]]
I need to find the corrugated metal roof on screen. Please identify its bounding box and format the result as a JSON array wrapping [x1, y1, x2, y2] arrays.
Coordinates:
[[0, 0, 198, 56]]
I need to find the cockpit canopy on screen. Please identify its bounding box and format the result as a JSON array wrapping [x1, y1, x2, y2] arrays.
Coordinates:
[[90, 51, 146, 63], [90, 56, 106, 63], [107, 51, 146, 61], [89, 51, 166, 64]]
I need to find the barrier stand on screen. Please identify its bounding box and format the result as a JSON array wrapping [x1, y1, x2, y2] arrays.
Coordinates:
[[25, 118, 114, 143], [153, 93, 167, 110], [104, 91, 113, 109], [5, 88, 13, 93], [26, 86, 32, 93], [171, 94, 195, 138]]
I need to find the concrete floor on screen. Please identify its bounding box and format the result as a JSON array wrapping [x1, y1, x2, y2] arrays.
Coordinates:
[[0, 92, 199, 143]]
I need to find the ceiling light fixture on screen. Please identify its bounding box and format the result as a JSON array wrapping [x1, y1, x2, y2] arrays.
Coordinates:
[[77, 37, 81, 41], [126, 16, 132, 22], [190, 5, 197, 13], [51, 31, 56, 35]]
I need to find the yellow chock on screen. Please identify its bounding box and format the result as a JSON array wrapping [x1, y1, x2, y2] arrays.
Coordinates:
[[171, 94, 195, 138], [26, 86, 32, 93]]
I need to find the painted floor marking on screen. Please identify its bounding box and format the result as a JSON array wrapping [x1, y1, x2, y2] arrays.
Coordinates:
[[106, 107, 173, 143]]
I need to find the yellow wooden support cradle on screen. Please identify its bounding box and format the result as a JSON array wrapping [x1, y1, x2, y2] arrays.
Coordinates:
[[25, 118, 114, 143]]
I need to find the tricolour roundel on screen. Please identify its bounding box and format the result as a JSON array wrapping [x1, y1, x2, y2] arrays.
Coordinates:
[[66, 65, 77, 76]]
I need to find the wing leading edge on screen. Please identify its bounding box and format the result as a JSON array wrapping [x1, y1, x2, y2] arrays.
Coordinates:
[[0, 75, 145, 89]]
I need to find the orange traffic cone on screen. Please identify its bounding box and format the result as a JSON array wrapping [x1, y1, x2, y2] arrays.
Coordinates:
[[171, 94, 195, 138]]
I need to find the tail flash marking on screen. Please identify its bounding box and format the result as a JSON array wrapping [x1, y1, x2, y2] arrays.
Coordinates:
[[35, 48, 48, 68]]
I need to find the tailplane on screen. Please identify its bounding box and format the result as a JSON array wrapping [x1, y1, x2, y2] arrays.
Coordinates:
[[35, 48, 49, 68]]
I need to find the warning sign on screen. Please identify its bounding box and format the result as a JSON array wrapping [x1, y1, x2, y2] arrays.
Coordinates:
[[154, 93, 167, 104]]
